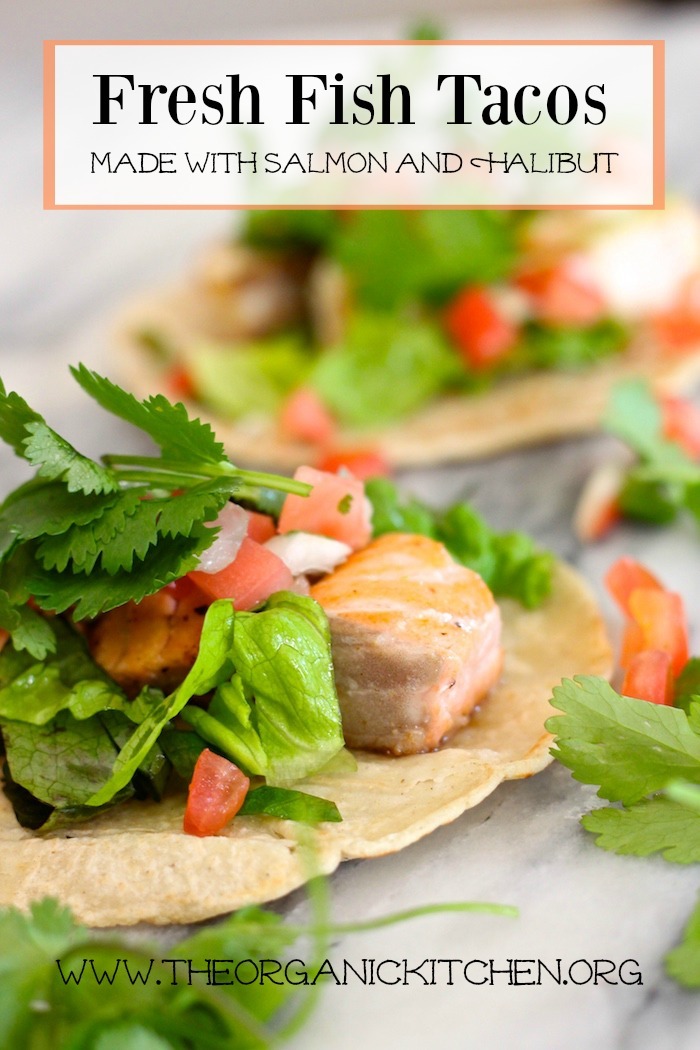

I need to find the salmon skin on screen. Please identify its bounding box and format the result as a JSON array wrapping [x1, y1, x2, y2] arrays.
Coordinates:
[[311, 533, 503, 755]]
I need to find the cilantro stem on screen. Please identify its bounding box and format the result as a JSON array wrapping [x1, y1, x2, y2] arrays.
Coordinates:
[[234, 468, 311, 497], [104, 455, 312, 497], [232, 901, 518, 941], [664, 780, 700, 811]]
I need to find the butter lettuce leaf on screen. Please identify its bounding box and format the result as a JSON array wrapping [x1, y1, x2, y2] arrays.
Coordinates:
[[86, 599, 238, 806], [229, 591, 344, 784], [0, 619, 130, 725], [89, 592, 343, 806]]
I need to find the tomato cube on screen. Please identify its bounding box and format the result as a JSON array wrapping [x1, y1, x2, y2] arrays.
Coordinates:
[[189, 537, 294, 610], [279, 387, 336, 445], [278, 466, 372, 550], [184, 749, 250, 837], [445, 287, 519, 369]]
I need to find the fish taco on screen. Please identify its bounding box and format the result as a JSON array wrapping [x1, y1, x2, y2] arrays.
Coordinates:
[[0, 370, 610, 925], [117, 204, 700, 470]]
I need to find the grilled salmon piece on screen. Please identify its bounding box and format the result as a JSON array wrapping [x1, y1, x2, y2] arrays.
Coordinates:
[[310, 533, 503, 755], [88, 584, 207, 696]]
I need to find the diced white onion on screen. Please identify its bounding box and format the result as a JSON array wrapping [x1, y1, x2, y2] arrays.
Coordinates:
[[264, 532, 351, 577], [290, 575, 311, 596], [195, 503, 249, 574]]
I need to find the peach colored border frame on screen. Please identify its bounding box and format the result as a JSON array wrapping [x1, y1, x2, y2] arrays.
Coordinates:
[[43, 39, 665, 211]]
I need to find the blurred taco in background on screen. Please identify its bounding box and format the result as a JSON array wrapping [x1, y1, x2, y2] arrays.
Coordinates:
[[116, 203, 700, 468]]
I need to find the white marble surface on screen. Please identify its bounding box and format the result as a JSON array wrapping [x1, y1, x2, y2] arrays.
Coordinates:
[[3, 2, 700, 1048]]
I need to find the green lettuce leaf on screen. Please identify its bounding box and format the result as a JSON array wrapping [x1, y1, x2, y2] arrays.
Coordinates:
[[182, 592, 344, 785], [187, 336, 310, 420], [310, 312, 462, 427], [0, 618, 132, 725], [2, 711, 134, 815], [240, 785, 341, 824], [85, 600, 238, 807], [365, 478, 552, 608]]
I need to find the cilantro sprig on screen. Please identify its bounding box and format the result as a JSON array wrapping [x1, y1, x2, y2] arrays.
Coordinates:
[[0, 367, 311, 651], [603, 379, 700, 527], [547, 673, 700, 987]]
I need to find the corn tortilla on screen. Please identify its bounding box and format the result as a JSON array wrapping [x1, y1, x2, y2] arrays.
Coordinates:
[[0, 561, 611, 926]]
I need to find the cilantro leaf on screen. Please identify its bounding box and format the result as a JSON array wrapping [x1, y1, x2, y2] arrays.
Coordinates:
[[23, 421, 118, 495], [0, 382, 43, 456], [2, 710, 134, 814], [71, 364, 226, 465], [675, 657, 700, 714], [0, 590, 55, 659], [581, 797, 700, 863], [547, 676, 700, 805], [666, 894, 700, 987], [28, 528, 212, 619], [0, 383, 118, 496], [36, 489, 144, 572]]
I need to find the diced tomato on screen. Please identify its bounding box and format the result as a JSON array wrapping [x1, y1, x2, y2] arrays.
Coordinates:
[[518, 262, 605, 327], [661, 396, 700, 459], [620, 619, 646, 670], [605, 557, 663, 616], [164, 575, 210, 605], [627, 588, 689, 677], [574, 463, 624, 542], [167, 365, 196, 400], [444, 287, 519, 369], [622, 649, 674, 705], [183, 749, 250, 837], [651, 273, 700, 350], [279, 387, 336, 445], [317, 446, 391, 481], [278, 466, 372, 550], [0, 629, 8, 654], [246, 511, 276, 544], [189, 536, 294, 610]]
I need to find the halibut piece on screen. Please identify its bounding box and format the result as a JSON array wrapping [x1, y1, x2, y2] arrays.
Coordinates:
[[311, 533, 503, 755]]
